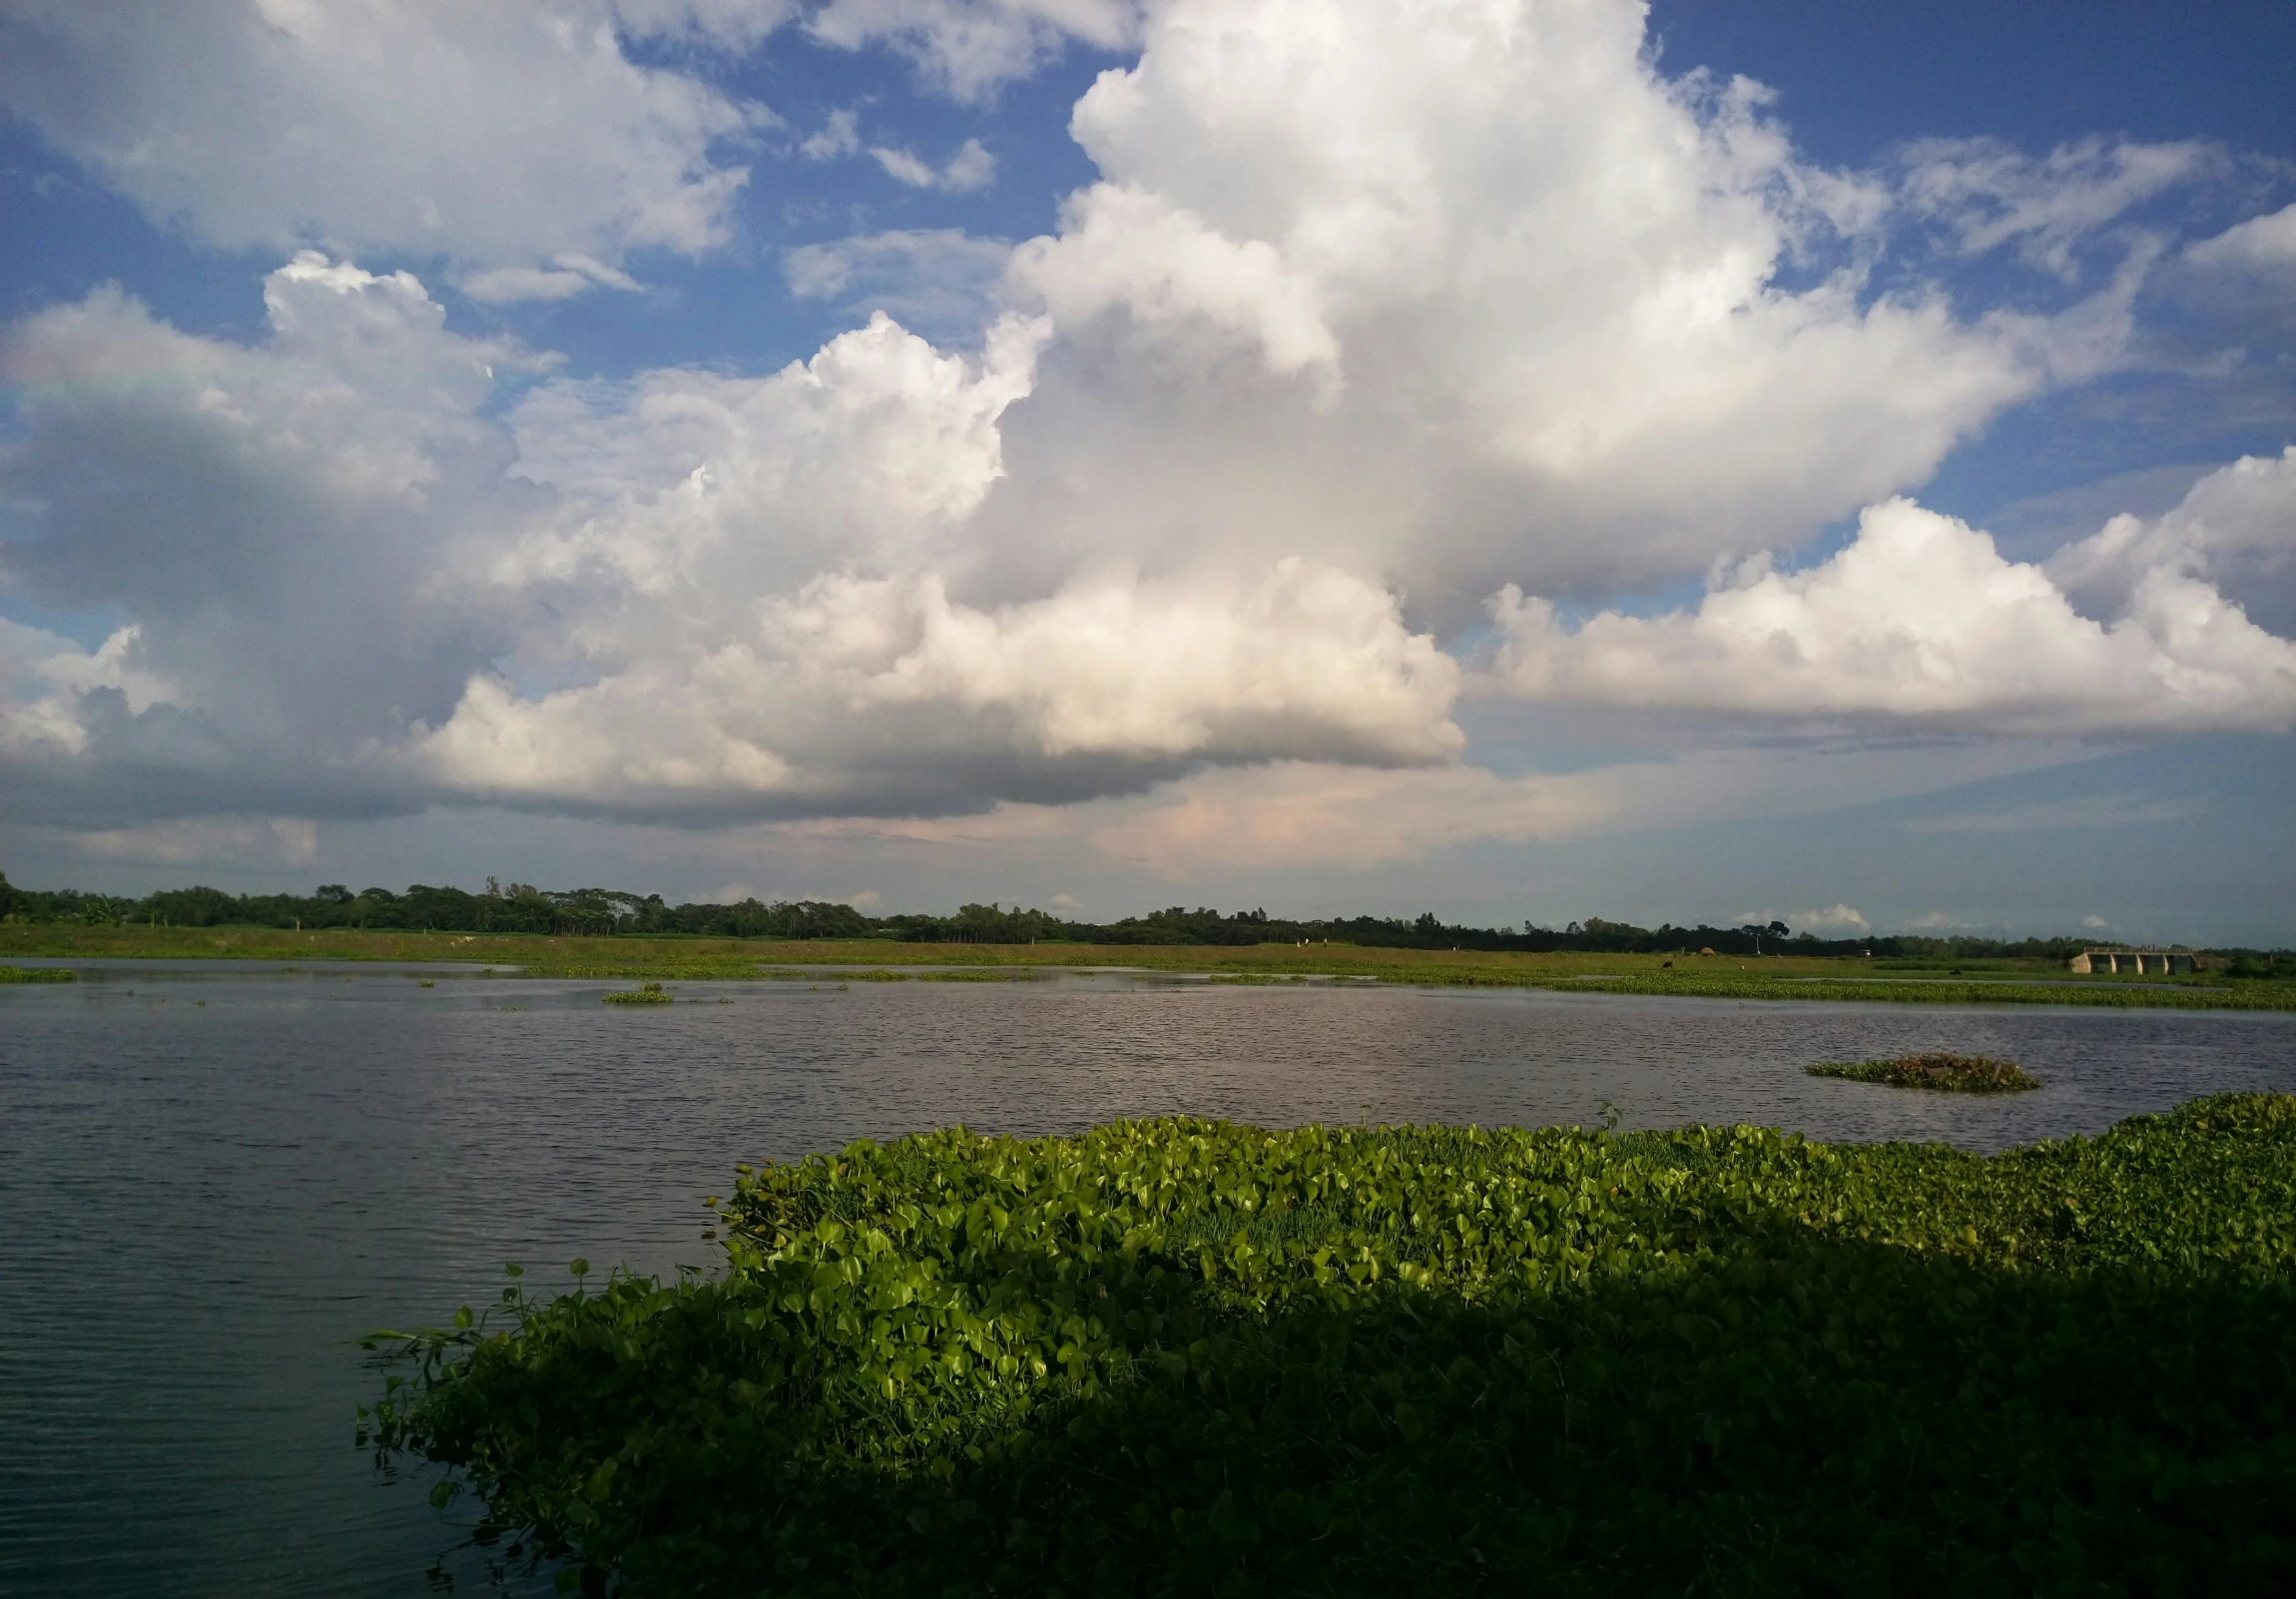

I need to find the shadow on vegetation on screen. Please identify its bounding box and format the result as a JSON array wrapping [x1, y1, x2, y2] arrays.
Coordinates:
[[364, 1098, 2296, 1597]]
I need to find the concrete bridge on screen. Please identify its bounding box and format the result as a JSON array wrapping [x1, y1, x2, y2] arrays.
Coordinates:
[[2068, 948, 2194, 975]]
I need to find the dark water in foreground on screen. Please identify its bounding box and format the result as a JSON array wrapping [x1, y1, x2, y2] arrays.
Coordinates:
[[4, 961, 2292, 1597]]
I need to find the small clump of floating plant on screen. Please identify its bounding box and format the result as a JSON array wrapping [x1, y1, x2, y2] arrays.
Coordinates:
[[0, 965, 77, 983], [1807, 1052, 2040, 1092], [602, 981, 673, 1006]]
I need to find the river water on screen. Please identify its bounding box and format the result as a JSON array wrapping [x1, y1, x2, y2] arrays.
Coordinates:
[[4, 960, 2292, 1597]]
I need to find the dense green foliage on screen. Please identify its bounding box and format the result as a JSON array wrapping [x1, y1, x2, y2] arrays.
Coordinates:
[[364, 1096, 2296, 1596], [0, 963, 76, 982], [1807, 1054, 2042, 1092]]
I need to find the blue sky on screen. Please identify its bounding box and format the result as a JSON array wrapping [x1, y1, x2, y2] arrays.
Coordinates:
[[2, 0, 2292, 941]]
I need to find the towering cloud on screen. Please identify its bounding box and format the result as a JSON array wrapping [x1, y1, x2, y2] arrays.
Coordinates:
[[1, 0, 2290, 856], [989, 0, 2061, 608]]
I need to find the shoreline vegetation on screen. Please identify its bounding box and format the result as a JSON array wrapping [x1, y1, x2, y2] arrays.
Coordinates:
[[6, 869, 2290, 1012], [6, 922, 2294, 1012], [362, 1095, 2296, 1594], [8, 867, 2289, 962]]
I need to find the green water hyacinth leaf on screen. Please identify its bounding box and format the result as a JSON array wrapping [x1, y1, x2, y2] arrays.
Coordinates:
[[363, 1096, 2296, 1594]]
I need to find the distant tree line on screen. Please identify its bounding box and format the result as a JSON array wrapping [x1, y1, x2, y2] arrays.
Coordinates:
[[2, 869, 2284, 964]]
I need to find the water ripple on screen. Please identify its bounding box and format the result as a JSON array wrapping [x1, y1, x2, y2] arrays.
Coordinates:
[[3, 967, 2291, 1596]]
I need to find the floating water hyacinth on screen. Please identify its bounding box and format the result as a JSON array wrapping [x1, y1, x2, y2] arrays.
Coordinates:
[[361, 1096, 2296, 1594], [1807, 1053, 2041, 1091], [0, 965, 77, 983], [602, 981, 673, 1005]]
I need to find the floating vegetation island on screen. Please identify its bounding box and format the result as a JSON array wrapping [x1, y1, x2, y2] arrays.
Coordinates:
[[363, 1094, 2296, 1594], [0, 964, 76, 983], [1807, 1052, 2042, 1092], [600, 981, 673, 1005], [766, 968, 1039, 983]]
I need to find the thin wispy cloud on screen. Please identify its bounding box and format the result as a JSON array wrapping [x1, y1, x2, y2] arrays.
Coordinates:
[[1906, 795, 2206, 833], [871, 138, 996, 192]]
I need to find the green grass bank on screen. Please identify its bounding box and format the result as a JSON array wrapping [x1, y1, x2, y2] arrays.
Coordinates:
[[8, 924, 2293, 1011], [364, 1095, 2296, 1595]]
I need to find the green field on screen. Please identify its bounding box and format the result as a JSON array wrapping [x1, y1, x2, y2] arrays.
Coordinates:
[[5, 924, 2289, 1011], [363, 1095, 2296, 1595]]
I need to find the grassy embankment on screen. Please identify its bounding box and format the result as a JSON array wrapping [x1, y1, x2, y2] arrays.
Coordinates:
[[363, 1094, 2296, 1594], [7, 923, 2292, 1011]]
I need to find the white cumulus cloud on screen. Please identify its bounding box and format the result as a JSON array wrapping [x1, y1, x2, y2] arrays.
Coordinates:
[[2048, 446, 2296, 634], [0, 0, 764, 269], [0, 255, 540, 821], [409, 559, 1460, 816], [1732, 904, 1868, 933], [0, 621, 179, 757], [1488, 497, 2296, 736], [1, 0, 2285, 849], [1010, 184, 1343, 390], [986, 0, 2079, 610], [1795, 903, 1870, 932]]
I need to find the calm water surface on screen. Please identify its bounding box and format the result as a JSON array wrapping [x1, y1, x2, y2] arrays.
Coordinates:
[[4, 962, 2292, 1596]]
